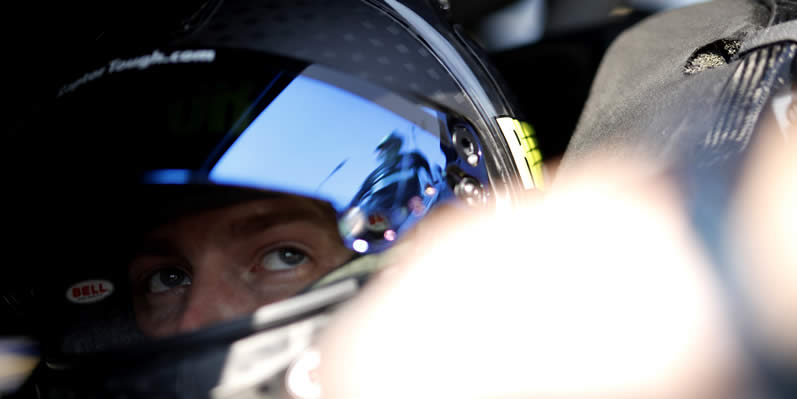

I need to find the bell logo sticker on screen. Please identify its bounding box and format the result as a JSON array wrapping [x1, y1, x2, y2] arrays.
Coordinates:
[[66, 280, 114, 304]]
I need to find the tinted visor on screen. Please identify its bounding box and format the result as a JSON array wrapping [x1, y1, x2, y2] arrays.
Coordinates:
[[44, 48, 491, 251], [18, 48, 491, 340]]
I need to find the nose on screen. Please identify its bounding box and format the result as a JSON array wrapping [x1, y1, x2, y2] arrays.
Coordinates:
[[176, 265, 261, 334]]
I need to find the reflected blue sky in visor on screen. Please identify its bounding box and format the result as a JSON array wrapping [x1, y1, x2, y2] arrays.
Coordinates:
[[209, 73, 446, 210]]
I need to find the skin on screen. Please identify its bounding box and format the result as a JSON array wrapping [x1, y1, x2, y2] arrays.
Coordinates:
[[127, 195, 353, 337]]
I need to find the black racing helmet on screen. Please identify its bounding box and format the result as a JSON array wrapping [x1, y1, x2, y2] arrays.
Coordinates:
[[2, 0, 544, 398]]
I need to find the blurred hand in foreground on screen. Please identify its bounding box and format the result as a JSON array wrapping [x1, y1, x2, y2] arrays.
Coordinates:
[[318, 132, 796, 399]]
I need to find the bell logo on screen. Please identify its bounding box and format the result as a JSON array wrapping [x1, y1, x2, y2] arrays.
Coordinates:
[[66, 280, 114, 304]]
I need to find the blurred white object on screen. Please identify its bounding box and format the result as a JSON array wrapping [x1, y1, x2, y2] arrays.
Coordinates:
[[0, 337, 38, 395], [628, 0, 711, 10], [475, 0, 547, 51], [474, 0, 711, 51]]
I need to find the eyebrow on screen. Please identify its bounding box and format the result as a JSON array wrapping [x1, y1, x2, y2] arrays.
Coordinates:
[[229, 208, 337, 239], [130, 238, 182, 258], [128, 199, 340, 258]]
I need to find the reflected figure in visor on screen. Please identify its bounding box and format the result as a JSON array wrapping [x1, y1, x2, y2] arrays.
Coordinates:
[[344, 131, 439, 247]]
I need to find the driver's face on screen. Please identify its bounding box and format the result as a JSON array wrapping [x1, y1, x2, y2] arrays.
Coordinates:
[[127, 195, 353, 337]]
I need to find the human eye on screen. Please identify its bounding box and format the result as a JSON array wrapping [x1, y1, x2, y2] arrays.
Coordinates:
[[259, 246, 311, 272], [146, 267, 192, 294]]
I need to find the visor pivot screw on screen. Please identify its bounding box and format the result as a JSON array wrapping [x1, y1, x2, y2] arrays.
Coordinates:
[[424, 184, 438, 196], [453, 124, 480, 167], [437, 0, 451, 11], [454, 176, 486, 206]]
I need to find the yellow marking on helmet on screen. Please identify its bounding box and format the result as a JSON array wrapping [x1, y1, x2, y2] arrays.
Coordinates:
[[496, 117, 545, 190]]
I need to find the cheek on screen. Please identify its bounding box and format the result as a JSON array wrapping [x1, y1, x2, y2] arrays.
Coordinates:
[[247, 254, 345, 303], [319, 237, 355, 269], [132, 288, 188, 337]]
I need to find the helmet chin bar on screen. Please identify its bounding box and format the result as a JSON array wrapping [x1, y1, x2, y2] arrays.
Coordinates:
[[212, 280, 359, 399], [212, 316, 328, 399], [41, 279, 359, 399]]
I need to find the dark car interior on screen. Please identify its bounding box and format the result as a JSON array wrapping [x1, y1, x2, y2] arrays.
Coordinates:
[[2, 0, 691, 170]]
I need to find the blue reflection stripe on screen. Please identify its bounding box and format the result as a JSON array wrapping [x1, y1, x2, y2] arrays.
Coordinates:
[[142, 169, 193, 184]]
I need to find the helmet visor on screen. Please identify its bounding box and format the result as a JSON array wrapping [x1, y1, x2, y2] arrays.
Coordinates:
[[45, 48, 490, 252], [20, 48, 491, 339]]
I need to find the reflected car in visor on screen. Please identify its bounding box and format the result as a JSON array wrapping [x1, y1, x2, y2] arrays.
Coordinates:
[[35, 48, 494, 340]]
